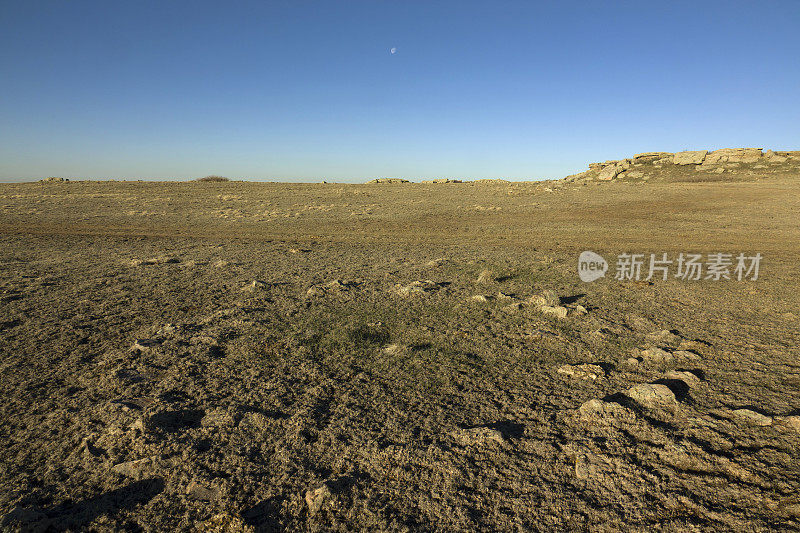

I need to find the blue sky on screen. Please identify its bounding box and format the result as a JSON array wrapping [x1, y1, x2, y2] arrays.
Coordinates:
[[1, 1, 798, 182]]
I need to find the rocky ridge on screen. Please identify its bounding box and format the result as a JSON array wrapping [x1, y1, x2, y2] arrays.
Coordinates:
[[564, 148, 800, 182]]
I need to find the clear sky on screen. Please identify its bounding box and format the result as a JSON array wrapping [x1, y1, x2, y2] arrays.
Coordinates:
[[1, 1, 798, 182]]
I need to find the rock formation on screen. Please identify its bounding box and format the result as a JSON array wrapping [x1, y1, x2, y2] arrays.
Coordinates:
[[563, 148, 800, 182]]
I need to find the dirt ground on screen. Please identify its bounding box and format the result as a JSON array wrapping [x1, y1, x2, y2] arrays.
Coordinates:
[[1, 161, 800, 531]]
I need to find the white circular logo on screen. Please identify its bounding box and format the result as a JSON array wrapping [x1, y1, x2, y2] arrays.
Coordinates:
[[578, 251, 608, 282]]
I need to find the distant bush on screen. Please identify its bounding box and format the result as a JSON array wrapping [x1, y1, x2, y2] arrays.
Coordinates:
[[195, 175, 230, 182]]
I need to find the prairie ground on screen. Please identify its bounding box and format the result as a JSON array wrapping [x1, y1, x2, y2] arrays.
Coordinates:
[[1, 162, 800, 531]]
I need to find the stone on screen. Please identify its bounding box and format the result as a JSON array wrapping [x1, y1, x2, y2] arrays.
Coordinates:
[[627, 383, 678, 410], [573, 305, 588, 316], [673, 150, 707, 165], [776, 415, 800, 431], [557, 363, 604, 380], [539, 289, 560, 307], [579, 399, 636, 424], [305, 484, 333, 515], [450, 426, 504, 446], [476, 269, 494, 283], [645, 330, 681, 344], [501, 302, 523, 314], [367, 178, 409, 184], [731, 409, 772, 426], [663, 370, 702, 388], [395, 280, 442, 296], [199, 513, 255, 533], [633, 152, 673, 162], [672, 350, 702, 361], [540, 305, 568, 319], [187, 481, 221, 501], [574, 454, 591, 479], [132, 339, 161, 351], [421, 178, 462, 184], [382, 343, 402, 355], [704, 148, 762, 164], [597, 165, 621, 181], [640, 347, 674, 364], [111, 457, 159, 479], [468, 294, 488, 303], [627, 170, 645, 179], [763, 150, 788, 163], [242, 280, 268, 292]]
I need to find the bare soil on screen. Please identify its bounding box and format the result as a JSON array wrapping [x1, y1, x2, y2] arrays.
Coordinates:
[[1, 161, 799, 531]]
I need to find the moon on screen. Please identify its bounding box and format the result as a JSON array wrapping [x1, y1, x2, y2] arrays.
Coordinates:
[[390, 47, 397, 55]]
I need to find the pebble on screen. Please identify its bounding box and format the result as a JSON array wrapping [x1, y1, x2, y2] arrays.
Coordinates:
[[242, 280, 268, 292], [557, 363, 604, 380], [132, 339, 161, 351], [305, 484, 333, 515], [476, 269, 495, 284]]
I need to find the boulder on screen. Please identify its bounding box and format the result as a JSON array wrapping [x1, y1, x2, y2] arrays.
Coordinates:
[[597, 165, 621, 181], [673, 150, 707, 165], [763, 150, 788, 163], [704, 148, 762, 164], [633, 152, 672, 162], [627, 383, 678, 410]]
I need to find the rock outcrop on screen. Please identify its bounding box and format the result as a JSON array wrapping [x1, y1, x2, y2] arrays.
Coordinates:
[[563, 147, 797, 182], [673, 150, 708, 165], [367, 178, 409, 184]]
